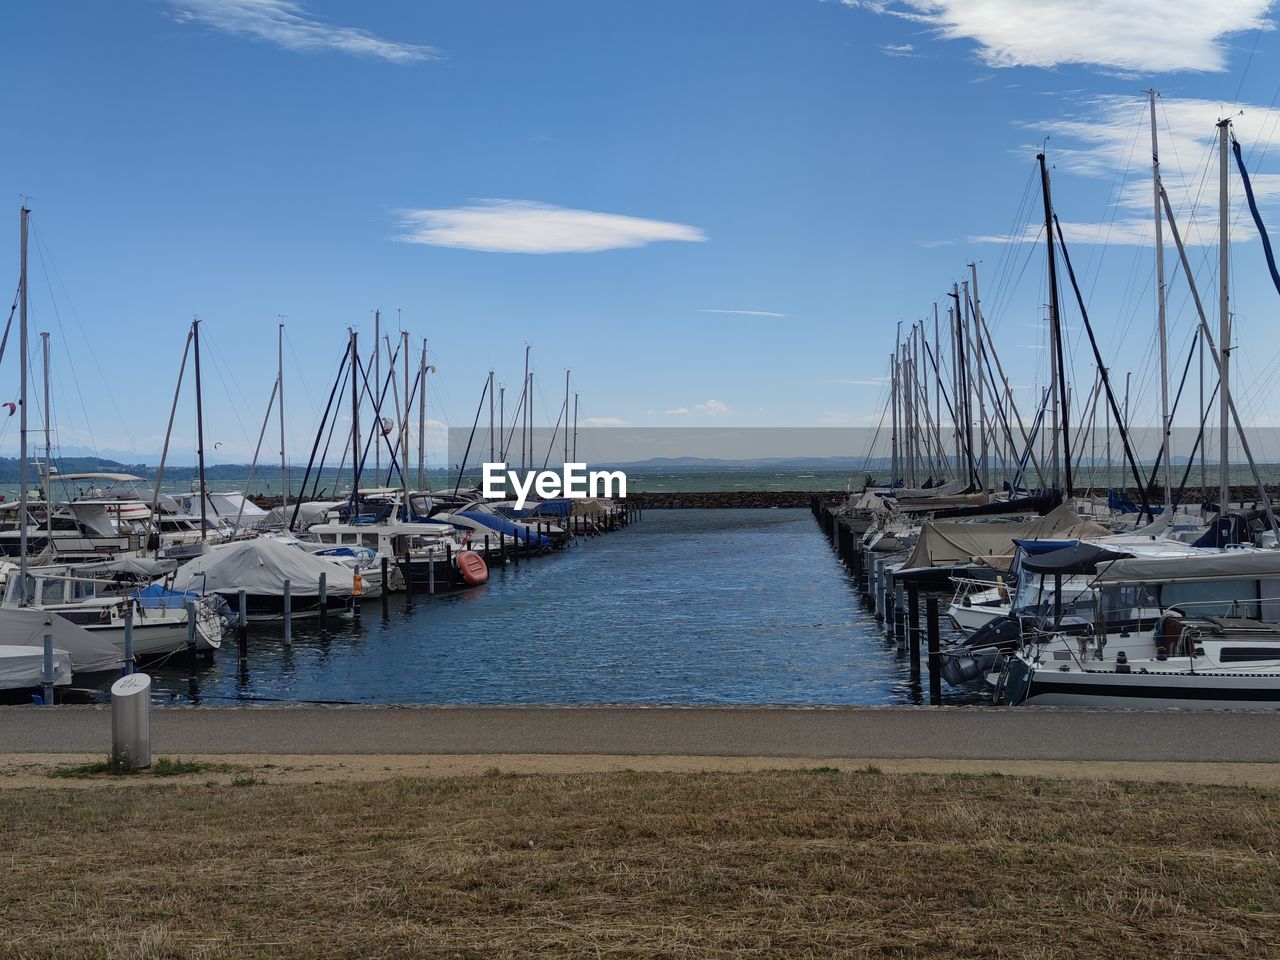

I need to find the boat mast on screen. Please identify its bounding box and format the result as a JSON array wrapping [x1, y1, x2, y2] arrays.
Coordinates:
[[563, 369, 570, 466], [350, 328, 360, 506], [402, 330, 410, 510], [41, 331, 52, 545], [488, 369, 495, 462], [278, 318, 288, 515], [1038, 151, 1072, 498], [969, 264, 989, 492], [572, 392, 579, 461], [192, 317, 208, 541], [889, 346, 900, 483], [373, 309, 381, 478], [418, 338, 427, 490], [17, 207, 28, 604], [521, 345, 530, 474], [1218, 117, 1232, 515], [1150, 89, 1172, 517]]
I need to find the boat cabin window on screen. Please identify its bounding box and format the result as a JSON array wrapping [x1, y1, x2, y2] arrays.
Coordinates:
[[319, 533, 336, 544], [362, 534, 379, 549], [1159, 579, 1260, 620], [1220, 647, 1280, 662], [39, 578, 65, 603]]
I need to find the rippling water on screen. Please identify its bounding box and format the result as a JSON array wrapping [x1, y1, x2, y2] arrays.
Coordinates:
[[127, 509, 973, 706]]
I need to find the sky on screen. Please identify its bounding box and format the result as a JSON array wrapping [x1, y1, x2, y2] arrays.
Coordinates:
[[4, 0, 1280, 466]]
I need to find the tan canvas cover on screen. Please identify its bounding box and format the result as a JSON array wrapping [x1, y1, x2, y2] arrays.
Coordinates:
[[899, 504, 1111, 573]]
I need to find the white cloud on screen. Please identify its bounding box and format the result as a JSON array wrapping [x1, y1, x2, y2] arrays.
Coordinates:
[[824, 378, 891, 385], [166, 0, 435, 63], [699, 308, 790, 318], [664, 407, 690, 415], [695, 400, 730, 415], [582, 417, 625, 427], [971, 94, 1280, 246], [839, 0, 1273, 73], [395, 200, 707, 254], [880, 42, 920, 57]]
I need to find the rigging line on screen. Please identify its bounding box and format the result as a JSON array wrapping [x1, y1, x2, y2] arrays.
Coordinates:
[[1082, 97, 1147, 302], [1230, 26, 1263, 111], [27, 218, 139, 453]]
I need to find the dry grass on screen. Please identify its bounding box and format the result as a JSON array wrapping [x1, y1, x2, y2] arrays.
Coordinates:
[[1, 768, 1278, 958]]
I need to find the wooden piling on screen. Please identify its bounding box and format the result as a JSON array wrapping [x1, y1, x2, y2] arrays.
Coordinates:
[[907, 583, 921, 685], [926, 597, 942, 706]]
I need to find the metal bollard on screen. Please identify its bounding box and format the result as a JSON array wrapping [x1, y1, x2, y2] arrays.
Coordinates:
[[445, 543, 453, 588], [42, 631, 55, 706], [318, 572, 328, 630], [926, 597, 942, 706], [123, 608, 135, 676], [428, 548, 436, 594], [282, 578, 292, 645], [110, 672, 152, 770]]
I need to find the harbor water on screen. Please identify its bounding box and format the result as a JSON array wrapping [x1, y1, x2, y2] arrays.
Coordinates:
[[104, 508, 977, 706]]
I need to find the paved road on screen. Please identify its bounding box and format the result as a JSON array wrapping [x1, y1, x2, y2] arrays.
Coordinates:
[[4, 704, 1280, 762]]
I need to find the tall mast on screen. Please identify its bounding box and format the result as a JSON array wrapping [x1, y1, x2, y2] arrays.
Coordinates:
[[41, 331, 52, 545], [278, 318, 288, 514], [1150, 89, 1172, 516], [572, 392, 579, 461], [498, 385, 505, 460], [18, 207, 28, 602], [527, 369, 534, 473], [488, 369, 495, 462], [1038, 151, 1072, 498], [969, 264, 989, 492], [521, 346, 530, 473], [402, 330, 410, 510], [418, 338, 427, 490], [933, 303, 942, 477], [350, 328, 361, 504], [563, 369, 570, 466], [373, 309, 381, 477], [889, 347, 900, 483], [1218, 118, 1232, 513], [193, 318, 208, 541]]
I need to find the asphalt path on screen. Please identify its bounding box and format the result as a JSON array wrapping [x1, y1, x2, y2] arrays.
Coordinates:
[[4, 704, 1280, 762]]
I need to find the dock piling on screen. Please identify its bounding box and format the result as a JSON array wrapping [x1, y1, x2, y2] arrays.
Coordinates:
[[42, 631, 54, 706], [185, 600, 197, 669], [926, 597, 942, 706], [237, 590, 248, 662], [907, 583, 920, 684], [380, 556, 389, 615], [318, 573, 328, 630], [123, 607, 135, 676], [282, 579, 292, 645], [428, 548, 436, 594]]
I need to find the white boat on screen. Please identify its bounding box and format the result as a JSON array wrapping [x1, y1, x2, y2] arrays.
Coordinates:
[[0, 607, 120, 696]]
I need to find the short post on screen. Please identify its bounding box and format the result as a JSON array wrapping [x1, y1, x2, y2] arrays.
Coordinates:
[[380, 556, 389, 613], [445, 542, 454, 588], [907, 583, 921, 685], [42, 631, 55, 706], [894, 585, 906, 649], [318, 572, 328, 630], [185, 600, 197, 668], [499, 532, 506, 561], [123, 606, 135, 676], [926, 597, 942, 706], [110, 672, 151, 770], [428, 548, 436, 594], [282, 578, 292, 645], [524, 525, 532, 557], [237, 589, 248, 663], [484, 535, 490, 560]]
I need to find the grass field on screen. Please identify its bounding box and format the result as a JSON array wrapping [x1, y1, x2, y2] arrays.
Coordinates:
[[2, 767, 1278, 958]]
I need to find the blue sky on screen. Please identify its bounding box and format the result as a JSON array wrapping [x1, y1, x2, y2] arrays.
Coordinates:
[[4, 0, 1280, 465]]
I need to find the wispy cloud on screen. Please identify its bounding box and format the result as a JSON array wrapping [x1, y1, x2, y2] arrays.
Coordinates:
[[915, 239, 956, 248], [695, 400, 730, 415], [824, 377, 890, 385], [166, 0, 436, 63], [839, 0, 1272, 73], [880, 42, 920, 57], [972, 94, 1280, 246], [664, 407, 690, 415], [395, 200, 707, 254], [582, 417, 625, 427], [699, 308, 790, 318]]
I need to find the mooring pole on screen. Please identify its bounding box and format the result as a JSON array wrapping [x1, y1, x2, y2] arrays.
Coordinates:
[[907, 583, 921, 685], [282, 578, 292, 645], [926, 597, 942, 706]]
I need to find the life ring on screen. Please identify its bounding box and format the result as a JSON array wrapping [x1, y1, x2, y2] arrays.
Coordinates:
[[456, 550, 488, 586]]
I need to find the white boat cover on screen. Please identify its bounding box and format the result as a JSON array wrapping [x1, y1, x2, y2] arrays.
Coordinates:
[[171, 537, 355, 597], [0, 646, 72, 690], [900, 504, 1112, 573], [0, 607, 120, 674], [262, 501, 342, 530], [1093, 550, 1280, 585]]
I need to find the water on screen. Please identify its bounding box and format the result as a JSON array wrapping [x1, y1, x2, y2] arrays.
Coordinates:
[[119, 509, 974, 706]]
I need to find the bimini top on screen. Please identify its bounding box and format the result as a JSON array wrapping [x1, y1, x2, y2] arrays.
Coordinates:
[[53, 473, 145, 483], [1020, 543, 1133, 576], [1092, 549, 1280, 585]]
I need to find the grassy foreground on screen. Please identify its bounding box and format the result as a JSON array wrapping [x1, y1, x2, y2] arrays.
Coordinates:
[[2, 768, 1278, 959]]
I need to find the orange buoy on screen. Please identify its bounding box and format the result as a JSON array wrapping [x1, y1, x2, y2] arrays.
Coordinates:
[[456, 550, 488, 586]]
